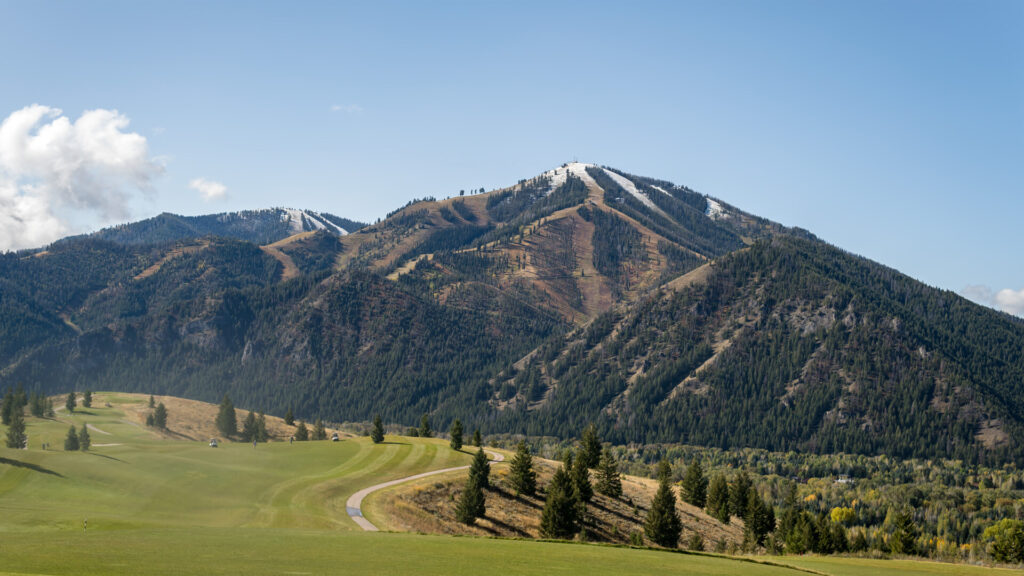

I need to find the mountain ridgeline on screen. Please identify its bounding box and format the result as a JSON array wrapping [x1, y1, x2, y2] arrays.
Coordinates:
[[1, 163, 1022, 464]]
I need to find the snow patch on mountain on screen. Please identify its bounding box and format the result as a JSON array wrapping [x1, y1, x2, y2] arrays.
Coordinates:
[[705, 198, 725, 220], [279, 208, 349, 235], [541, 162, 596, 195], [602, 168, 658, 210]]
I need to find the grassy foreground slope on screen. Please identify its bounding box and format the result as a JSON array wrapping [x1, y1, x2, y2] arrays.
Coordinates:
[[0, 394, 1014, 576]]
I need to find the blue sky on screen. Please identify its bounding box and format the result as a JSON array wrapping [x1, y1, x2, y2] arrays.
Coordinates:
[[0, 1, 1021, 312]]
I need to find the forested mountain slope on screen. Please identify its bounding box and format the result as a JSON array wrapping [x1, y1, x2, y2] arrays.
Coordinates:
[[1, 163, 1021, 464]]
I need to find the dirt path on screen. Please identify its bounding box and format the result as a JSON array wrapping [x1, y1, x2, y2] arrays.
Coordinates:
[[86, 423, 112, 435], [346, 449, 504, 531]]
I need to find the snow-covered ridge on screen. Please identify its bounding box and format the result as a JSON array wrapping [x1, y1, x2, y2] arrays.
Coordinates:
[[705, 198, 725, 220], [280, 208, 349, 235], [540, 162, 596, 195]]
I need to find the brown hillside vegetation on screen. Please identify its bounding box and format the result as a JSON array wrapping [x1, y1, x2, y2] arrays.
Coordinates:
[[366, 455, 743, 549], [74, 392, 346, 442]]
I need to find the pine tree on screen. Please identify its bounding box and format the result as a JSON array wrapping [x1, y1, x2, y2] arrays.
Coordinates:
[[146, 412, 155, 427], [370, 415, 384, 443], [850, 529, 869, 552], [5, 409, 26, 449], [64, 425, 80, 451], [449, 419, 464, 451], [580, 424, 601, 468], [744, 488, 776, 547], [681, 459, 708, 508], [256, 413, 268, 442], [242, 411, 258, 442], [1, 390, 14, 425], [455, 477, 486, 524], [295, 421, 309, 441], [469, 448, 490, 490], [508, 440, 537, 497], [730, 471, 753, 518], [540, 465, 578, 539], [153, 403, 167, 429], [706, 473, 731, 524], [571, 450, 593, 505], [148, 395, 155, 409], [419, 414, 432, 438], [471, 428, 482, 447], [45, 397, 54, 417], [312, 419, 327, 441], [78, 424, 91, 451], [284, 407, 294, 426], [29, 392, 45, 418], [596, 447, 622, 498], [216, 395, 237, 438], [82, 390, 92, 408], [65, 392, 77, 414], [645, 461, 682, 548], [890, 508, 917, 555]]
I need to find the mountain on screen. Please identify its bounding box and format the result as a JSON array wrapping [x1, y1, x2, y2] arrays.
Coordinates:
[[57, 208, 367, 247], [1, 163, 1021, 464]]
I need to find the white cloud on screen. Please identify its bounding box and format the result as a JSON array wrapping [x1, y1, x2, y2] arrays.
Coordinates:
[[0, 104, 163, 251], [189, 177, 227, 201], [330, 103, 363, 114], [960, 284, 1024, 317]]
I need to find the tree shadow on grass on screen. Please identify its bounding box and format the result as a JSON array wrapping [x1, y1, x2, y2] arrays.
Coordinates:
[[86, 452, 124, 463], [477, 515, 531, 538], [0, 456, 64, 477]]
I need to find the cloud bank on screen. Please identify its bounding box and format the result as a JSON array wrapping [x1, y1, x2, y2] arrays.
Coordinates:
[[190, 177, 227, 201], [961, 285, 1024, 317], [0, 104, 163, 251]]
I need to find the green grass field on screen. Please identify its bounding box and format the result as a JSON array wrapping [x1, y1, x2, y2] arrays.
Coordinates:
[[0, 395, 1014, 575]]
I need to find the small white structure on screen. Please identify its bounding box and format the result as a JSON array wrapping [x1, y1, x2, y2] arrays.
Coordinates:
[[331, 433, 340, 442], [209, 438, 219, 448]]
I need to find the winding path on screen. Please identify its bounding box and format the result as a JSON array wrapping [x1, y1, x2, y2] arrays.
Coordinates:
[[346, 449, 504, 531]]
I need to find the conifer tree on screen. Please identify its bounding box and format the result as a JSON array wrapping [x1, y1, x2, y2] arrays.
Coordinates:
[[256, 413, 268, 442], [153, 403, 167, 429], [706, 473, 731, 523], [370, 414, 384, 443], [471, 428, 482, 447], [449, 419, 463, 451], [540, 465, 578, 539], [682, 459, 708, 508], [312, 419, 327, 441], [1, 390, 14, 425], [730, 471, 753, 518], [242, 411, 258, 442], [596, 447, 622, 498], [508, 440, 537, 497], [890, 508, 917, 555], [64, 425, 80, 451], [580, 424, 601, 468], [295, 421, 309, 441], [29, 392, 45, 418], [743, 488, 776, 547], [216, 395, 237, 438], [45, 397, 54, 417], [78, 424, 91, 451], [469, 448, 490, 489], [455, 476, 486, 524], [148, 395, 155, 409], [82, 390, 92, 408], [571, 450, 593, 505], [284, 408, 294, 426], [645, 460, 682, 548], [419, 414, 432, 438], [5, 409, 26, 449], [65, 392, 76, 414], [146, 412, 155, 427]]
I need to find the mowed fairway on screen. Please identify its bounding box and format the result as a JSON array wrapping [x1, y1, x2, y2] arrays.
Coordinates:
[[0, 394, 1015, 576]]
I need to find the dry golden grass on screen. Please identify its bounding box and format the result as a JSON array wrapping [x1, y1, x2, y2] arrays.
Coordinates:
[[371, 455, 744, 549], [133, 241, 209, 280]]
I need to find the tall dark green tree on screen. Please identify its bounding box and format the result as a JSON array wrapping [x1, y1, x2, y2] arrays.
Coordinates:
[[64, 425, 79, 451], [312, 419, 327, 441], [743, 488, 776, 548], [29, 392, 45, 418], [82, 390, 92, 408], [595, 447, 622, 498], [540, 465, 578, 539], [645, 460, 682, 548], [508, 440, 536, 497], [890, 508, 917, 555], [215, 395, 237, 438], [471, 428, 482, 447], [455, 476, 486, 524], [65, 392, 76, 414], [571, 450, 593, 505], [256, 413, 268, 442], [78, 424, 91, 451], [729, 471, 753, 518], [1, 390, 13, 425], [153, 402, 167, 429], [148, 395, 155, 409], [469, 448, 490, 489], [449, 419, 464, 451], [706, 473, 730, 523], [5, 408, 26, 448], [580, 424, 601, 468], [681, 459, 708, 508], [294, 421, 309, 441], [242, 411, 258, 442], [284, 407, 294, 426], [419, 414, 432, 438], [370, 415, 385, 443]]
